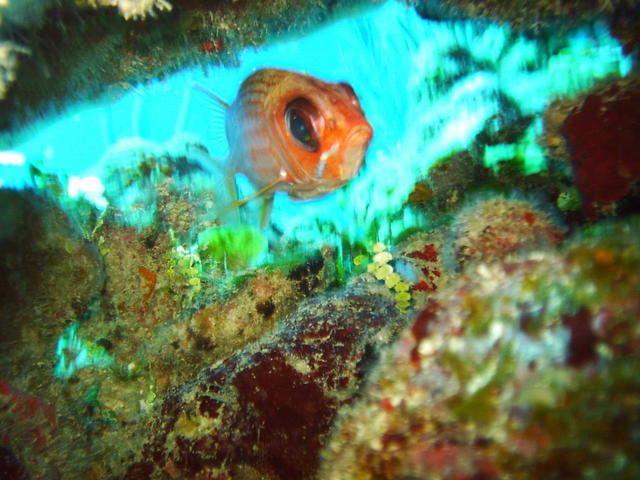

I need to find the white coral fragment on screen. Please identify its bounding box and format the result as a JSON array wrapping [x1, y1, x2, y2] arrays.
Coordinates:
[[114, 0, 172, 20]]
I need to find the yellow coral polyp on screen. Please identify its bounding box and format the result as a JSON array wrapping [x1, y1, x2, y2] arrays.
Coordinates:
[[374, 264, 393, 280], [373, 251, 393, 265], [363, 243, 413, 312], [395, 291, 411, 302], [372, 242, 387, 254], [385, 272, 401, 289], [396, 300, 411, 310]]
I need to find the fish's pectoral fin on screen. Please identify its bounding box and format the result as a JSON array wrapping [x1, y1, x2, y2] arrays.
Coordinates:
[[234, 177, 282, 208], [215, 175, 281, 227]]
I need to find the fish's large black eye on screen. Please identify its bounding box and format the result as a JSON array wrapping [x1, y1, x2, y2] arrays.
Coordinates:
[[288, 110, 312, 145], [285, 98, 319, 152]]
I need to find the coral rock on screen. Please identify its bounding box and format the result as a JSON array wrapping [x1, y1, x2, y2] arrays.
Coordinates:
[[448, 195, 563, 270], [0, 378, 58, 452], [122, 285, 406, 479], [320, 218, 640, 480], [562, 79, 640, 218]]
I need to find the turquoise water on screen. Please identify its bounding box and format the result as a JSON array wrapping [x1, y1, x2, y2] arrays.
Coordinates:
[[0, 1, 632, 248]]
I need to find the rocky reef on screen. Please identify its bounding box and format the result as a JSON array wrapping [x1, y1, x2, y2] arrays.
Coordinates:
[[124, 285, 405, 480], [320, 218, 640, 479]]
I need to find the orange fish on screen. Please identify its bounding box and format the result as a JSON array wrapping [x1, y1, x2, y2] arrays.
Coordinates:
[[198, 68, 373, 224]]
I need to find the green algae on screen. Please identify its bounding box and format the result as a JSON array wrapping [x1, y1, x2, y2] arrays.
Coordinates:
[[197, 225, 267, 271]]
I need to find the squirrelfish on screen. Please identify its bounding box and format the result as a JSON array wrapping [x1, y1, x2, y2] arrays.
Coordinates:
[[199, 68, 373, 223]]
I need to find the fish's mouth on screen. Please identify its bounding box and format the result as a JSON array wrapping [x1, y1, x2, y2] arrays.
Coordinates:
[[341, 126, 373, 178], [348, 125, 373, 145]]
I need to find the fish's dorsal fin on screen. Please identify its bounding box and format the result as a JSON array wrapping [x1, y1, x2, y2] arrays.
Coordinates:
[[192, 83, 230, 110], [191, 82, 230, 155]]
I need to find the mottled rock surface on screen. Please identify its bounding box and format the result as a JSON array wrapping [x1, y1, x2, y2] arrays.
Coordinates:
[[320, 218, 640, 480], [123, 285, 407, 480], [562, 78, 640, 218]]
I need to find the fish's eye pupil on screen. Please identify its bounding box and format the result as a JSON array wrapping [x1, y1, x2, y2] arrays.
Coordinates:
[[285, 98, 319, 152], [289, 109, 311, 144]]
